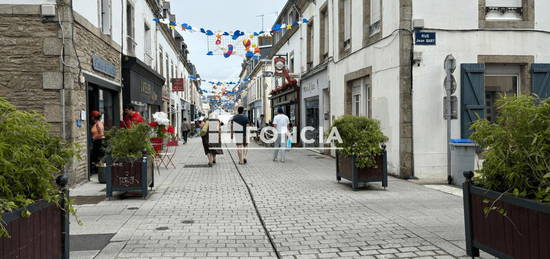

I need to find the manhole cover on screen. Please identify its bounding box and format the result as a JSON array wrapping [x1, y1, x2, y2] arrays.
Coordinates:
[[71, 196, 105, 205], [156, 226, 169, 231], [181, 220, 195, 224], [127, 207, 139, 210], [184, 164, 210, 168]]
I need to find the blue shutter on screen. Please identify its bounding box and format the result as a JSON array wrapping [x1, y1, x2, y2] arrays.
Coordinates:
[[461, 64, 485, 138], [532, 64, 550, 99]]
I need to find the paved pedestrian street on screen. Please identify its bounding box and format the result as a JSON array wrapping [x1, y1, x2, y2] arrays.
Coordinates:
[[70, 138, 491, 259]]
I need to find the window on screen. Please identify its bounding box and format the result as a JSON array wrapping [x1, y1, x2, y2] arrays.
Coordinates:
[[343, 0, 351, 49], [307, 20, 314, 70], [320, 6, 329, 61], [353, 94, 360, 116], [370, 0, 381, 34], [485, 75, 519, 122], [100, 0, 111, 35], [144, 23, 152, 66], [158, 48, 164, 75], [349, 77, 371, 117], [289, 52, 295, 73], [480, 0, 533, 29], [485, 0, 522, 20], [126, 1, 136, 55]]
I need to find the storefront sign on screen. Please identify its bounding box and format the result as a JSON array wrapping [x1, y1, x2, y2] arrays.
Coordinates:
[[415, 31, 436, 45], [140, 81, 158, 104], [92, 56, 117, 78], [303, 81, 318, 95], [172, 78, 184, 92]]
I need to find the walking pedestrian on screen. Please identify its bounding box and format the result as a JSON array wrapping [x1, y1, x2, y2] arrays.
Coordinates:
[[199, 117, 224, 167], [90, 110, 105, 175], [230, 107, 250, 165], [272, 107, 290, 163], [181, 118, 191, 144]]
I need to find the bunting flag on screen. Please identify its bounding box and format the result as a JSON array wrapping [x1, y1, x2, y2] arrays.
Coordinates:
[[152, 18, 310, 40]]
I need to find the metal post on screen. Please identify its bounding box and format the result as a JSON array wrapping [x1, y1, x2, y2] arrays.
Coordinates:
[[463, 171, 480, 257], [56, 175, 70, 259], [446, 69, 452, 185]]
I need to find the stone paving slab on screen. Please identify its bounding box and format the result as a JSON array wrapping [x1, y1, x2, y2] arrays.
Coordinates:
[[69, 137, 494, 258]]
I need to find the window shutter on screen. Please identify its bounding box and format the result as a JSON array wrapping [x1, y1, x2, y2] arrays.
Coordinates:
[[371, 0, 381, 24], [101, 0, 111, 34], [344, 0, 351, 41], [532, 64, 550, 99], [486, 0, 522, 7], [461, 64, 486, 138]]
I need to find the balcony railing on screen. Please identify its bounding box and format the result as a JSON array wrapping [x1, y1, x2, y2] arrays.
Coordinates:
[[485, 6, 523, 20]]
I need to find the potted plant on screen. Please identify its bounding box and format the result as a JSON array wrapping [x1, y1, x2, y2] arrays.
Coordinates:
[[105, 123, 155, 199], [463, 96, 550, 258], [0, 98, 77, 257], [149, 111, 171, 152], [331, 115, 389, 190]]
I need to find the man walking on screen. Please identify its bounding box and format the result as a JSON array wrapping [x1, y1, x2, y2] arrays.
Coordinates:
[[231, 107, 250, 165], [272, 107, 290, 163], [181, 118, 192, 144]]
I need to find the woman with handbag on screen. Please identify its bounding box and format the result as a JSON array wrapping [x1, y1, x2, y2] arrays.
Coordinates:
[[199, 117, 224, 167]]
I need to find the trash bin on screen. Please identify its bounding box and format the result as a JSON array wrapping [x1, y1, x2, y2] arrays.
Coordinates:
[[450, 139, 477, 186]]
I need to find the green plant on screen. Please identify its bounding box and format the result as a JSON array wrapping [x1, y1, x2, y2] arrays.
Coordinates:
[[470, 96, 550, 203], [0, 97, 77, 237], [105, 123, 154, 159], [331, 115, 388, 168]]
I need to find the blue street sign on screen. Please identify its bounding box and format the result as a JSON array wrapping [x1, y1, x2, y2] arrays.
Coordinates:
[[415, 31, 436, 45]]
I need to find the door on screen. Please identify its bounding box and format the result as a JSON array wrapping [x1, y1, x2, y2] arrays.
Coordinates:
[[305, 97, 320, 147], [461, 64, 486, 138]]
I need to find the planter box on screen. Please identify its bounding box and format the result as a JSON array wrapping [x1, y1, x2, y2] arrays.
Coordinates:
[[463, 171, 550, 258], [336, 148, 388, 191], [106, 156, 155, 199], [0, 199, 68, 258]]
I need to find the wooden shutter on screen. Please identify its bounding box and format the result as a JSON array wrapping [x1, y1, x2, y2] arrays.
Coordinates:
[[532, 64, 550, 99], [461, 64, 485, 138]]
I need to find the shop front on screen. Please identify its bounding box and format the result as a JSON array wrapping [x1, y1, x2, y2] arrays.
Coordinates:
[[300, 65, 329, 148], [122, 56, 165, 122], [270, 83, 300, 131]]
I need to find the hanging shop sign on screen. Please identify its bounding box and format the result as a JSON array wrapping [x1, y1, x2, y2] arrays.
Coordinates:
[[274, 56, 287, 76], [171, 78, 185, 92]]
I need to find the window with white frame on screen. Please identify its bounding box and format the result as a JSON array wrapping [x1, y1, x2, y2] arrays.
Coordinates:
[[485, 0, 523, 20], [350, 77, 372, 117], [370, 0, 381, 34], [100, 0, 111, 35]]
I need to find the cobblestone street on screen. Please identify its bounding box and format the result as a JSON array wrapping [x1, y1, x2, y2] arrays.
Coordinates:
[[69, 137, 488, 259]]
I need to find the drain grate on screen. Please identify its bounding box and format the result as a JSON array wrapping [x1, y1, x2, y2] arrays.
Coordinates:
[[181, 220, 195, 224], [127, 207, 139, 210], [156, 226, 169, 231], [184, 164, 211, 168]]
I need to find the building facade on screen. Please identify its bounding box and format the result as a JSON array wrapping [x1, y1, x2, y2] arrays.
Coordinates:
[[0, 0, 201, 184]]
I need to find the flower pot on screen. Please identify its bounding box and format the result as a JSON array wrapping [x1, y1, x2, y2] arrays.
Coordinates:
[[151, 137, 163, 152], [463, 171, 550, 258], [1, 200, 67, 258], [336, 149, 388, 191], [105, 156, 155, 199]]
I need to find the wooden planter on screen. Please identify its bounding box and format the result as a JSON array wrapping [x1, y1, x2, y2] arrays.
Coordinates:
[[463, 171, 550, 258], [0, 178, 69, 259], [336, 147, 388, 191], [106, 156, 155, 199]]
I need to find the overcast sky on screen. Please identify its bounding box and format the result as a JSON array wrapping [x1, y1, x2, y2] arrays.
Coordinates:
[[171, 0, 286, 84]]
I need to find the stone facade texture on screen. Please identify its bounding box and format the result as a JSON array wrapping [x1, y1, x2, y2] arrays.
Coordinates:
[[0, 4, 122, 186]]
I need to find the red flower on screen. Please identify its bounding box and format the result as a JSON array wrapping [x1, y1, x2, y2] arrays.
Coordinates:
[[162, 125, 175, 134], [149, 121, 159, 127]]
